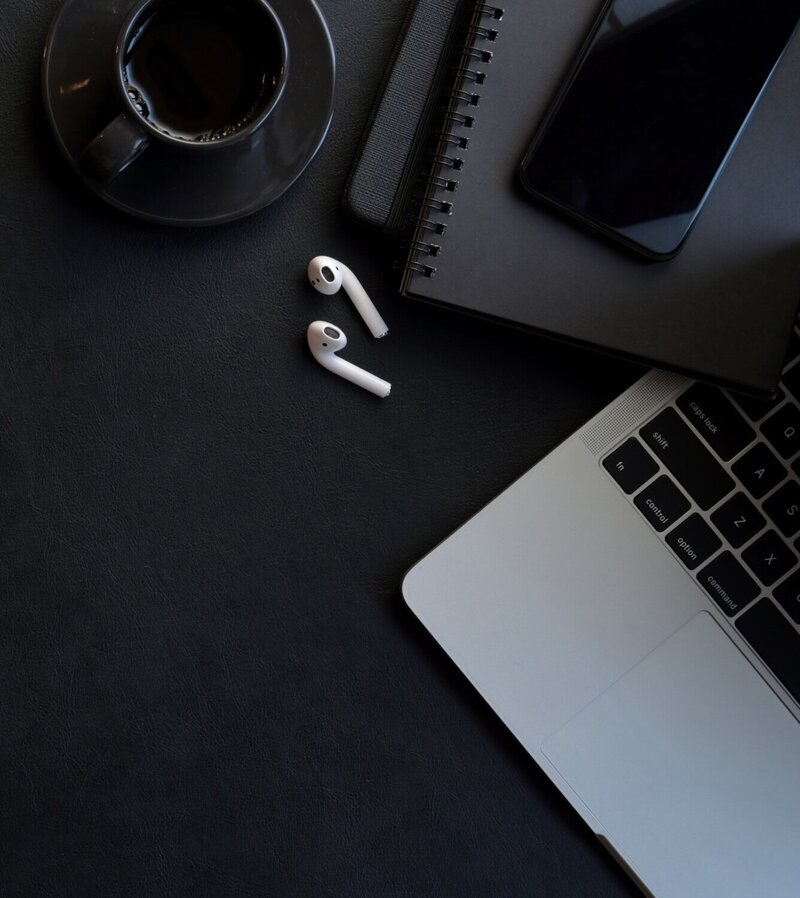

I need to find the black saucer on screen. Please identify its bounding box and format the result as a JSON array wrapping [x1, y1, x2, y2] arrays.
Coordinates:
[[42, 0, 335, 226]]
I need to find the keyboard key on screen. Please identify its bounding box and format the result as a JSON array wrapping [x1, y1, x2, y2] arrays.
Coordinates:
[[732, 443, 786, 500], [762, 404, 800, 459], [677, 384, 755, 461], [742, 530, 797, 587], [763, 481, 800, 538], [736, 599, 800, 705], [728, 388, 784, 423], [774, 570, 800, 625], [641, 408, 734, 511], [603, 439, 658, 495], [634, 476, 690, 533], [697, 552, 759, 617], [666, 514, 721, 571], [710, 492, 766, 549]]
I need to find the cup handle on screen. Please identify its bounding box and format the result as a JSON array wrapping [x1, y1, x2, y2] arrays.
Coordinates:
[[80, 113, 150, 183]]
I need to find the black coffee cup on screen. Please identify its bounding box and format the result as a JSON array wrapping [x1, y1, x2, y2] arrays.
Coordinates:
[[81, 0, 288, 182]]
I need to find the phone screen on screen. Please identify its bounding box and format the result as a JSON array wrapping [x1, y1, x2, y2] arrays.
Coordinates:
[[519, 0, 800, 260]]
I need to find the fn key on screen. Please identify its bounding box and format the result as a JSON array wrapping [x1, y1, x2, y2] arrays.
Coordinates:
[[603, 439, 658, 494]]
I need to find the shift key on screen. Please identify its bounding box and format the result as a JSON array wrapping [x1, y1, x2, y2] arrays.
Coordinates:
[[641, 407, 734, 510]]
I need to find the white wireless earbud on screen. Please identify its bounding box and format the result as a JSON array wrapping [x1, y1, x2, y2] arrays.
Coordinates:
[[307, 256, 389, 339], [307, 321, 391, 398]]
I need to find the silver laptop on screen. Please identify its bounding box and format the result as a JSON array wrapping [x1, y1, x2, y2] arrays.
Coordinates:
[[403, 340, 800, 897]]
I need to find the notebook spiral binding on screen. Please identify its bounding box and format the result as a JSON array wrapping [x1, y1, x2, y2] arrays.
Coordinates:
[[401, 3, 506, 279]]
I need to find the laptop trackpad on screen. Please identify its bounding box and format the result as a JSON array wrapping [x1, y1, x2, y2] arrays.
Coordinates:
[[542, 612, 800, 898]]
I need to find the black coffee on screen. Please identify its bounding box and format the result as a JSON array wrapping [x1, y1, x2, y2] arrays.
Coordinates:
[[123, 0, 284, 142]]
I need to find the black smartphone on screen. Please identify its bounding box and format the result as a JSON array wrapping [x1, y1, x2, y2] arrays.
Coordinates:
[[518, 0, 800, 261]]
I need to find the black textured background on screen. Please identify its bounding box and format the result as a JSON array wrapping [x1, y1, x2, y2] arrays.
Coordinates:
[[1, 1, 643, 895]]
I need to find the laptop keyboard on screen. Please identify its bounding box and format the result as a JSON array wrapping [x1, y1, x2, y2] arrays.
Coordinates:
[[602, 336, 800, 709]]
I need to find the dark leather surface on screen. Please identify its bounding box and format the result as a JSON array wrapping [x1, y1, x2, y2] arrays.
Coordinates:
[[1, 2, 642, 895]]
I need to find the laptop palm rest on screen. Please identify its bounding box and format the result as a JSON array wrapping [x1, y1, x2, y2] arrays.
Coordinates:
[[542, 612, 800, 898]]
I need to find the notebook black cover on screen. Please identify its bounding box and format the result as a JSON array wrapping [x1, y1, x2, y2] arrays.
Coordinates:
[[401, 0, 800, 394]]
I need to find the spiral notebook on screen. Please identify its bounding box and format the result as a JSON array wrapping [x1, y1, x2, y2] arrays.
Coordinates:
[[400, 0, 800, 394]]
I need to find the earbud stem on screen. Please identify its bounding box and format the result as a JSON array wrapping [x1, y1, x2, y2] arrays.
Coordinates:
[[343, 269, 389, 339], [330, 357, 391, 398]]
